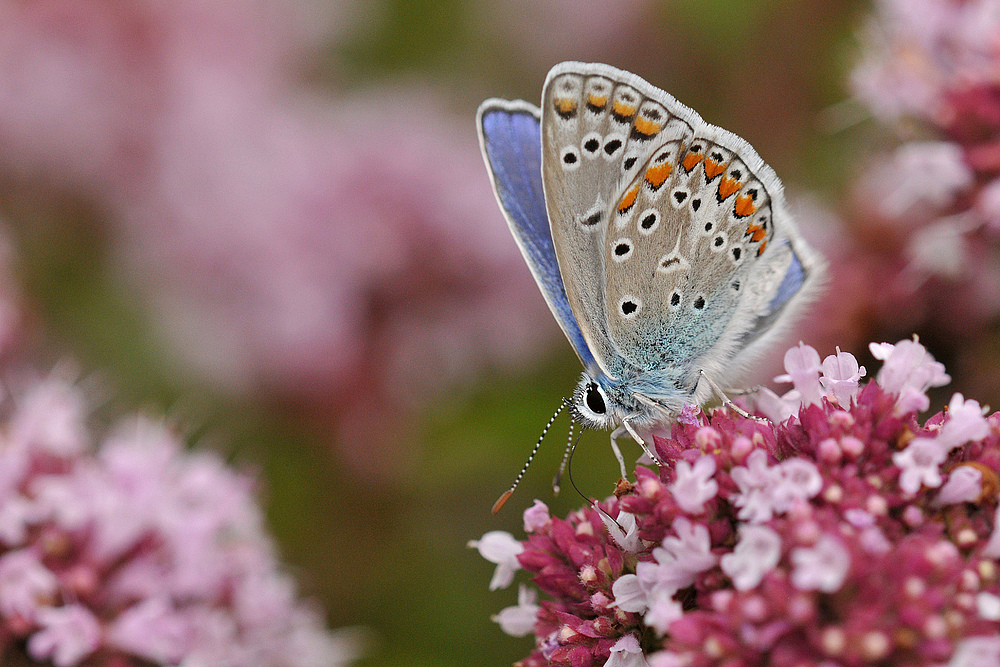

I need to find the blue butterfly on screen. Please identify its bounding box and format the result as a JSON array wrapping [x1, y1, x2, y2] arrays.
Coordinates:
[[478, 63, 823, 497]]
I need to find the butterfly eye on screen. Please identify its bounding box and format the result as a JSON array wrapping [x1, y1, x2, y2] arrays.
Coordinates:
[[585, 383, 607, 415]]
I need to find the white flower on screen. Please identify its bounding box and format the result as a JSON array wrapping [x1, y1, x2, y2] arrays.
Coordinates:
[[936, 393, 990, 450], [773, 458, 823, 512], [661, 518, 717, 574], [859, 526, 892, 555], [669, 455, 718, 514], [601, 510, 641, 553], [611, 574, 647, 613], [948, 636, 1000, 667], [720, 525, 782, 591], [637, 518, 717, 598], [643, 596, 683, 636], [893, 437, 948, 495], [646, 652, 686, 667], [870, 338, 950, 414], [522, 500, 550, 533], [630, 518, 715, 635], [819, 349, 866, 407], [0, 549, 58, 619], [753, 387, 799, 423], [875, 141, 973, 218], [977, 592, 1000, 621], [731, 450, 782, 523], [492, 584, 539, 637], [604, 634, 649, 667], [791, 535, 851, 593], [774, 343, 823, 406], [904, 215, 971, 280], [10, 376, 89, 457], [468, 531, 523, 590], [936, 465, 983, 505], [27, 604, 101, 667]]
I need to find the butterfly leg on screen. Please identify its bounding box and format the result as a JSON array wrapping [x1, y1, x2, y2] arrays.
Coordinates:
[[699, 370, 769, 423], [609, 426, 631, 480], [611, 420, 664, 478], [622, 416, 664, 467]]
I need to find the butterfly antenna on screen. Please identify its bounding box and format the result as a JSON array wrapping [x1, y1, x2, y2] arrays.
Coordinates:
[[564, 427, 590, 505], [562, 427, 623, 531], [552, 399, 575, 495], [492, 399, 568, 515]]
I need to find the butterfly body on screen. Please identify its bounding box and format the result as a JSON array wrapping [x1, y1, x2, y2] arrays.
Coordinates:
[[478, 62, 823, 437]]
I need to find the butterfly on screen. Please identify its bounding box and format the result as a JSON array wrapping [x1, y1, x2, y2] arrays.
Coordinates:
[[477, 62, 823, 497]]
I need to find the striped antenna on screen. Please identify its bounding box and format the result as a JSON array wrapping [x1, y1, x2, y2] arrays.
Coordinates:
[[492, 399, 569, 514], [552, 399, 575, 495]]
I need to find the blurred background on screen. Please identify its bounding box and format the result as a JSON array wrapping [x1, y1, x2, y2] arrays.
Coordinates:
[[2, 0, 999, 665]]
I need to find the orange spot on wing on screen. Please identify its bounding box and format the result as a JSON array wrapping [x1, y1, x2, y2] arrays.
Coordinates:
[[612, 100, 637, 119], [555, 98, 577, 115], [618, 184, 640, 214], [587, 94, 608, 109], [718, 176, 740, 200], [682, 152, 703, 172], [745, 224, 766, 242], [734, 194, 757, 218], [644, 162, 673, 189], [633, 116, 661, 137], [757, 239, 768, 256], [703, 158, 726, 180]]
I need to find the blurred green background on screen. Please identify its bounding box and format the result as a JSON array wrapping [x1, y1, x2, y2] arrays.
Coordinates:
[[0, 1, 868, 665]]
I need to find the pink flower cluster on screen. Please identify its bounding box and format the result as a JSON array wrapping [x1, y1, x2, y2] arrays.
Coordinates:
[[0, 368, 357, 666], [807, 0, 1000, 364], [0, 0, 559, 477], [474, 338, 1000, 666]]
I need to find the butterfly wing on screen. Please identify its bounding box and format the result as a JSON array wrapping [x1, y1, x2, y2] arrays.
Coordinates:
[[477, 99, 597, 371], [541, 62, 823, 398], [540, 64, 699, 381]]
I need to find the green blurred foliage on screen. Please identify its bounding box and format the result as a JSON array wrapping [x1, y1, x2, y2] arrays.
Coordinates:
[[0, 1, 866, 665]]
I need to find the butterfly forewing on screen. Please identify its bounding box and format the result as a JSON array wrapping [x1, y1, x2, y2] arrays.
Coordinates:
[[477, 101, 600, 372], [542, 63, 817, 396], [541, 65, 696, 380]]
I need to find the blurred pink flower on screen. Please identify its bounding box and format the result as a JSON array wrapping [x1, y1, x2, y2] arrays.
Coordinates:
[[0, 0, 560, 477], [851, 0, 1000, 123], [773, 0, 1000, 407], [795, 0, 1000, 406], [0, 368, 359, 666]]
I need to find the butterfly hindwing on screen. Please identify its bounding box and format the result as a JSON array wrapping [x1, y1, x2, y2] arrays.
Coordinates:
[[477, 100, 596, 370]]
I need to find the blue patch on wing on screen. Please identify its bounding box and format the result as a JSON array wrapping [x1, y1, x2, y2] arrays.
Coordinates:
[[479, 104, 595, 370], [737, 243, 810, 350], [768, 249, 806, 312]]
